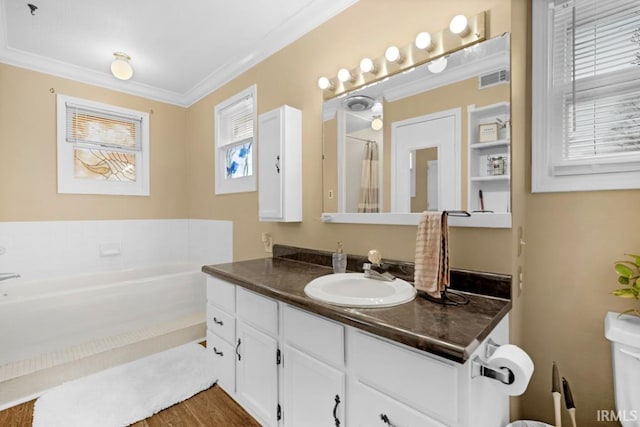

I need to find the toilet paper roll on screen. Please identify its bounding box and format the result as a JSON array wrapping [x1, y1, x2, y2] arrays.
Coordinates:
[[486, 344, 534, 396]]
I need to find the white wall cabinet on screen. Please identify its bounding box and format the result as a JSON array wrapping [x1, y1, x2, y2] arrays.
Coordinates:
[[205, 276, 509, 427], [258, 105, 302, 222]]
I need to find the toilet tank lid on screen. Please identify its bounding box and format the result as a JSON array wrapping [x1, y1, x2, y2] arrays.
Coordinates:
[[605, 311, 640, 347]]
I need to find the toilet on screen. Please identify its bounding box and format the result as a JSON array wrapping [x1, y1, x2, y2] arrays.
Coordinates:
[[605, 312, 640, 427]]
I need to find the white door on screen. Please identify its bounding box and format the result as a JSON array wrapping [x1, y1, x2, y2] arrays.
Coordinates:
[[236, 320, 279, 426], [259, 108, 284, 220], [283, 345, 346, 427], [391, 109, 461, 212]]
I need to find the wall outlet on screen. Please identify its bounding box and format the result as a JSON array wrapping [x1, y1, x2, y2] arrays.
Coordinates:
[[261, 232, 273, 253], [517, 266, 524, 294]]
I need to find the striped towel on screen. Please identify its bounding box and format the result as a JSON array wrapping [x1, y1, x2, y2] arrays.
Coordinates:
[[414, 211, 449, 298]]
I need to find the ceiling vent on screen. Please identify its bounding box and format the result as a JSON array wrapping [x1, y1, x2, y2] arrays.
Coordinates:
[[479, 69, 510, 89], [343, 95, 375, 112]]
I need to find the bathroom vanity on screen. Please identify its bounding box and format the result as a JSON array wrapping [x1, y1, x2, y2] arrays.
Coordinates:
[[202, 245, 512, 427]]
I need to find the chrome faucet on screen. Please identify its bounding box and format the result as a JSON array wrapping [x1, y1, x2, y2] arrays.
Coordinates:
[[0, 273, 20, 282], [363, 250, 395, 282]]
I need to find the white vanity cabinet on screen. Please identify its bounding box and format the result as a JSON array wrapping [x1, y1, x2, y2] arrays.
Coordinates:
[[206, 278, 280, 426], [258, 105, 302, 222], [235, 288, 280, 426], [205, 275, 510, 427], [282, 306, 346, 427]]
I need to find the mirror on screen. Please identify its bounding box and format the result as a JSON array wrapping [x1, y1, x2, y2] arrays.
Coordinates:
[[322, 34, 511, 227]]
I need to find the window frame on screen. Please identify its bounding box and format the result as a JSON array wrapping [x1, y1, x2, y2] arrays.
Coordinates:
[[532, 0, 640, 192], [214, 85, 257, 195], [56, 94, 150, 196]]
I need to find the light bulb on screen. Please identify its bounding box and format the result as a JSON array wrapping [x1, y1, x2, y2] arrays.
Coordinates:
[[317, 76, 333, 90], [360, 57, 376, 74], [385, 46, 404, 64], [371, 117, 383, 131], [427, 57, 448, 74], [337, 68, 354, 83], [415, 32, 433, 50], [449, 15, 470, 36]]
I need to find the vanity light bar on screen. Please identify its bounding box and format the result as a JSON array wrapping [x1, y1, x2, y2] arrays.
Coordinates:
[[317, 11, 486, 100]]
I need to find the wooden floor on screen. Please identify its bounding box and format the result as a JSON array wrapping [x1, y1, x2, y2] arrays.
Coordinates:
[[0, 384, 260, 427]]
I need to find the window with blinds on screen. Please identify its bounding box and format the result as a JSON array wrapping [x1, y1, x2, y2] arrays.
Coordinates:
[[214, 85, 257, 194], [65, 103, 142, 151], [56, 94, 150, 196], [532, 0, 640, 191]]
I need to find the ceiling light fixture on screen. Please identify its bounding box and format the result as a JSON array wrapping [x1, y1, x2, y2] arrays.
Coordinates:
[[110, 52, 133, 80], [371, 116, 383, 131]]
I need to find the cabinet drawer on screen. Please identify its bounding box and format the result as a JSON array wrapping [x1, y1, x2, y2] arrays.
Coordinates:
[[207, 332, 235, 394], [236, 287, 278, 336], [350, 331, 458, 423], [206, 276, 236, 313], [284, 305, 344, 367], [350, 380, 446, 427], [207, 304, 236, 345]]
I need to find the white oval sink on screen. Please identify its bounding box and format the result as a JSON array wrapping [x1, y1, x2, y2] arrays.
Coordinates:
[[304, 273, 416, 308]]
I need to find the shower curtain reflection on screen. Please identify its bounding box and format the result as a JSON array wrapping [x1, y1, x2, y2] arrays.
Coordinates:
[[358, 140, 380, 213]]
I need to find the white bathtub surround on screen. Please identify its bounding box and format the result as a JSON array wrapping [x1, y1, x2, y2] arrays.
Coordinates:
[[0, 219, 232, 281], [0, 219, 232, 409], [32, 343, 216, 427]]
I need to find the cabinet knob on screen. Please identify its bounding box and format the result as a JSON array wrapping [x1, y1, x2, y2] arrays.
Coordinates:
[[380, 413, 398, 426]]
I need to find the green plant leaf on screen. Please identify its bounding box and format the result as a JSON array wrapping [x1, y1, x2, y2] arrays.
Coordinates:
[[612, 288, 639, 298], [619, 276, 631, 285], [615, 263, 634, 278], [625, 254, 640, 268]]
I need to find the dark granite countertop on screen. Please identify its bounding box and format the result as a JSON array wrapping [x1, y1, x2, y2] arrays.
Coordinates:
[[202, 246, 511, 364]]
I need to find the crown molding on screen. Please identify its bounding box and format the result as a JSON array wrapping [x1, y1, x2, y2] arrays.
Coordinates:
[[0, 0, 359, 108]]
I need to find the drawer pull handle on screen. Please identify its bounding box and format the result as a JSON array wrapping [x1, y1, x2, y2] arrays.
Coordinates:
[[333, 394, 341, 427], [213, 317, 224, 326], [380, 413, 398, 427], [275, 155, 281, 174], [236, 338, 242, 361], [213, 347, 223, 357]]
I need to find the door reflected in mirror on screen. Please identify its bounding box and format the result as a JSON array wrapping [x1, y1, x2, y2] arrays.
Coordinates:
[[410, 147, 438, 212], [322, 34, 511, 226]]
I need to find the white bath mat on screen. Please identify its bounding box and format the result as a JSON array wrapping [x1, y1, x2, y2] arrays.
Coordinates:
[[32, 343, 216, 427]]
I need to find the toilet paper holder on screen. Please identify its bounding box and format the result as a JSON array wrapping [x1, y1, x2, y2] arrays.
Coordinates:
[[471, 339, 515, 385]]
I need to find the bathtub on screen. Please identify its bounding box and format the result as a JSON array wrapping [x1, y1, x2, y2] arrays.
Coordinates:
[[0, 264, 206, 367]]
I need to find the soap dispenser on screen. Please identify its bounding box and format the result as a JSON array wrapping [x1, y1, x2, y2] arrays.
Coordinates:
[[332, 242, 347, 274]]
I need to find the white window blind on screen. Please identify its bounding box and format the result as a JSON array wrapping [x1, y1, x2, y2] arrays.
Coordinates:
[[65, 102, 142, 151], [550, 0, 640, 175], [217, 96, 254, 148]]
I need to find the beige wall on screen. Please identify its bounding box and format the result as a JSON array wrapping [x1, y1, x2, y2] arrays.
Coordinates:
[[186, 0, 515, 273], [0, 64, 189, 221]]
